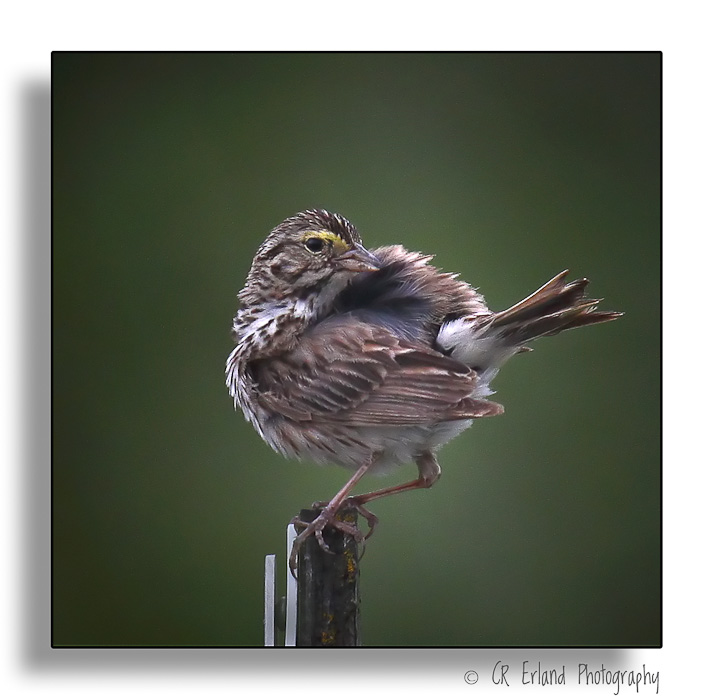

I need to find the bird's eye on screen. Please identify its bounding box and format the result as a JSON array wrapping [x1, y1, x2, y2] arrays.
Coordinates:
[[304, 237, 325, 254]]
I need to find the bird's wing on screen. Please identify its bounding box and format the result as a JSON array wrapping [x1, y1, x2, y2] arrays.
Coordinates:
[[250, 316, 503, 425]]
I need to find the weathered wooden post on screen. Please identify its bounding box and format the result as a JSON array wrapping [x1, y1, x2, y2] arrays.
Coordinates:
[[265, 506, 362, 647], [295, 507, 361, 646]]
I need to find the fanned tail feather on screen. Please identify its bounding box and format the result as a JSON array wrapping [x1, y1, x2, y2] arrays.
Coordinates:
[[436, 270, 621, 388], [490, 270, 622, 345]]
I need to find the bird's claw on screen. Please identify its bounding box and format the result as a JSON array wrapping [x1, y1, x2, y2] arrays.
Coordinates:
[[343, 497, 379, 540], [288, 505, 374, 578], [309, 498, 379, 539]]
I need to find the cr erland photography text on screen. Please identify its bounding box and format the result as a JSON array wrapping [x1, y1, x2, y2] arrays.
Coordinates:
[[463, 661, 660, 694]]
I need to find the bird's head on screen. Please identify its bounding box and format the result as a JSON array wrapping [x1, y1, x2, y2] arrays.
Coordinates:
[[239, 210, 381, 308]]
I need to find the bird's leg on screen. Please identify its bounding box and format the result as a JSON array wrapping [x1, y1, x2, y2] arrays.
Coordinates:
[[330, 453, 440, 541], [289, 457, 374, 576], [347, 451, 442, 510]]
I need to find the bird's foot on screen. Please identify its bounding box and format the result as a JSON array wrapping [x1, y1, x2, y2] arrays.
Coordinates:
[[310, 497, 379, 540], [289, 503, 371, 577], [343, 497, 379, 540]]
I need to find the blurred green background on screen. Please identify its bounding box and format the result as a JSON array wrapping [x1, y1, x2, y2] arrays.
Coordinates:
[[52, 52, 660, 647]]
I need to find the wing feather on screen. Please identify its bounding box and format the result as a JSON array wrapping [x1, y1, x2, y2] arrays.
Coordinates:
[[250, 316, 502, 425]]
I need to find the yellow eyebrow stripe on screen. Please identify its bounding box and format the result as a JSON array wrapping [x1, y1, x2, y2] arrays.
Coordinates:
[[302, 230, 350, 254]]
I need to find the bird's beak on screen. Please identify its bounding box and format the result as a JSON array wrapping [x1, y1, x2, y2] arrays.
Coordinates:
[[337, 244, 381, 273]]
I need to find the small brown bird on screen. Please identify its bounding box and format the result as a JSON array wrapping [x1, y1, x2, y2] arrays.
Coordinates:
[[226, 210, 621, 573]]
